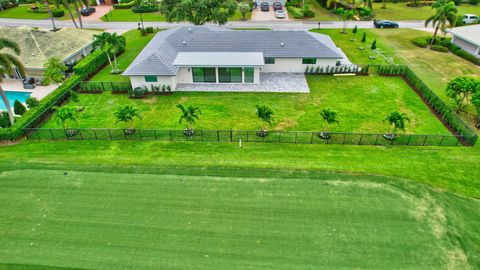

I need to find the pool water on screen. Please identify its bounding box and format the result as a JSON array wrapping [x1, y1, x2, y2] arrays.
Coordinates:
[[0, 91, 32, 111]]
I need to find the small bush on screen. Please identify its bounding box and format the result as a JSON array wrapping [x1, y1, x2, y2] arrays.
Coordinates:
[[302, 5, 315, 17], [335, 7, 344, 15], [430, 45, 449, 52], [145, 26, 154, 33], [13, 100, 27, 116], [51, 9, 64, 17], [130, 87, 147, 98], [411, 37, 428, 48], [26, 97, 40, 109], [113, 0, 136, 9], [448, 43, 461, 52], [0, 112, 11, 128]]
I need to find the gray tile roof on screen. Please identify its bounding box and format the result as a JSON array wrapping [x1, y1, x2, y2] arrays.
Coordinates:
[[123, 27, 343, 76]]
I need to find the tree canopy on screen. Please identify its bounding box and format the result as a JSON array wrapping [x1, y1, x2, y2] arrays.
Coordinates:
[[160, 0, 238, 25]]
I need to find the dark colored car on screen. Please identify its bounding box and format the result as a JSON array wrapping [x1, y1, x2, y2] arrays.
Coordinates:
[[260, 2, 269, 12], [273, 2, 282, 11], [80, 7, 96, 16], [373, 20, 399, 28]]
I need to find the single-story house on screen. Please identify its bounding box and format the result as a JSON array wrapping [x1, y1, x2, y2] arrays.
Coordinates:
[[0, 26, 97, 79], [123, 27, 350, 92], [448, 24, 480, 59]]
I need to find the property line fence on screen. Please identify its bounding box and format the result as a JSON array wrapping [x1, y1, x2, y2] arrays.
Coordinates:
[[23, 128, 470, 147]]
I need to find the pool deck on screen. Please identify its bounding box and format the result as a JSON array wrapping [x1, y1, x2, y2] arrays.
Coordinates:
[[0, 79, 57, 100]]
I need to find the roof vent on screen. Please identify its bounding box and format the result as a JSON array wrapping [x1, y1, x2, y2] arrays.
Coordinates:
[[182, 40, 186, 45], [280, 42, 284, 47]]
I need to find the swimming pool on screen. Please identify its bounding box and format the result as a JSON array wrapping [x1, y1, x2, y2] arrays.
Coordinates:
[[0, 91, 32, 111]]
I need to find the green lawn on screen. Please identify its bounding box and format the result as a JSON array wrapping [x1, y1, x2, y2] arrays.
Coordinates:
[[90, 29, 159, 82], [0, 4, 69, 20], [46, 75, 448, 134], [101, 9, 250, 22], [0, 167, 479, 269], [314, 28, 480, 128]]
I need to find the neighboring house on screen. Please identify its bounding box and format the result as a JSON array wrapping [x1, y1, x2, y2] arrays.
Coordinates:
[[256, 0, 286, 5], [123, 27, 350, 91], [0, 26, 97, 79], [448, 24, 480, 59]]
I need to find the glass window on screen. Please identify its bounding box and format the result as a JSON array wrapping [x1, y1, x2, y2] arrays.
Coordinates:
[[244, 67, 254, 83], [218, 67, 242, 83], [144, 75, 157, 82], [192, 67, 216, 83], [264, 57, 275, 64], [302, 58, 317, 64]]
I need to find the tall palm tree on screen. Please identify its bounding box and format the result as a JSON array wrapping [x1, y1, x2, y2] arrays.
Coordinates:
[[92, 32, 114, 71], [114, 104, 142, 129], [108, 33, 126, 73], [320, 108, 339, 132], [176, 104, 201, 131], [425, 1, 458, 45], [71, 0, 83, 29], [326, 0, 340, 10], [63, 0, 78, 28], [44, 0, 57, 30], [0, 38, 25, 126], [43, 57, 67, 86]]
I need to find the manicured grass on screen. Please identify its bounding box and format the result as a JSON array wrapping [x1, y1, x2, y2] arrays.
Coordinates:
[[0, 167, 479, 269], [101, 9, 250, 22], [0, 4, 68, 20], [89, 29, 160, 82], [101, 9, 166, 22], [46, 75, 448, 134], [314, 28, 480, 128], [300, 0, 340, 21]]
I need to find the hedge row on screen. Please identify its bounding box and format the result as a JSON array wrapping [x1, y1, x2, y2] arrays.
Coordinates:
[[113, 0, 136, 9], [377, 65, 477, 145], [430, 45, 449, 52], [132, 6, 159, 13], [0, 48, 112, 141], [411, 36, 480, 65]]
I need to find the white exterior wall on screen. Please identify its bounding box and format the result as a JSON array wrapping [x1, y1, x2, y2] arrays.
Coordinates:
[[130, 75, 177, 90], [261, 58, 339, 73], [452, 36, 480, 58], [175, 67, 261, 84]]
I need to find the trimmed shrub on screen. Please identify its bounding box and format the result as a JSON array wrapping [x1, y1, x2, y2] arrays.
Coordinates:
[[430, 45, 449, 52], [72, 50, 107, 77], [0, 112, 11, 128], [132, 6, 158, 13], [51, 9, 64, 17], [14, 100, 27, 116], [113, 0, 136, 9], [145, 26, 154, 33], [411, 37, 428, 48], [451, 49, 480, 65], [26, 97, 40, 109]]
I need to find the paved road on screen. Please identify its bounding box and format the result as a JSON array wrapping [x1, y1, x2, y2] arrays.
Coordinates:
[[0, 18, 428, 30]]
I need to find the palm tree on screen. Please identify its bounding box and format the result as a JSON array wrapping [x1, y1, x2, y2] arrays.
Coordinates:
[[326, 0, 340, 10], [55, 106, 78, 130], [320, 108, 339, 131], [384, 111, 410, 135], [114, 104, 142, 129], [43, 57, 67, 85], [109, 33, 126, 73], [0, 38, 25, 126], [63, 0, 78, 28], [92, 32, 114, 71], [176, 104, 201, 132], [255, 104, 274, 131], [71, 0, 83, 29], [340, 9, 356, 34], [44, 0, 57, 30], [425, 1, 458, 45]]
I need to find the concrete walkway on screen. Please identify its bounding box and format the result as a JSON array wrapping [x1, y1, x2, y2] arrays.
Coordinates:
[[0, 79, 58, 99], [175, 73, 309, 93]]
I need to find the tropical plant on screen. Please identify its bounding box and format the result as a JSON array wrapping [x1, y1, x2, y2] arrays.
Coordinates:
[[340, 9, 356, 34], [160, 0, 238, 25], [327, 0, 340, 10], [384, 111, 410, 135], [43, 57, 67, 85], [62, 0, 78, 28], [0, 111, 11, 128], [176, 104, 201, 134], [114, 104, 142, 133], [92, 32, 126, 74], [54, 106, 78, 130], [472, 90, 480, 128], [0, 38, 25, 126], [255, 104, 274, 133], [44, 0, 57, 30], [424, 1, 458, 45], [26, 97, 40, 109], [13, 100, 26, 116], [71, 0, 83, 28], [446, 76, 479, 112], [238, 2, 250, 20], [319, 108, 339, 139], [108, 33, 126, 73]]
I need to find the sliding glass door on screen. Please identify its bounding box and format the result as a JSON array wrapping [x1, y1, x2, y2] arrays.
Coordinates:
[[192, 67, 216, 83], [218, 68, 242, 83]]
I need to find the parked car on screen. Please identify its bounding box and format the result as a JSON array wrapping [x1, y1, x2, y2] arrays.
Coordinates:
[[373, 20, 399, 28], [80, 7, 96, 16], [275, 10, 286, 19], [463, 14, 479, 24], [260, 2, 269, 12], [273, 2, 283, 11]]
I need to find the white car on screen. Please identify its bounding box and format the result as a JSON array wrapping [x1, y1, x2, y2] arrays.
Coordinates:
[[275, 10, 285, 19], [463, 14, 479, 24]]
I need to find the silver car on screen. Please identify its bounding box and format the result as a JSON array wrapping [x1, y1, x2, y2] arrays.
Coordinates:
[[275, 10, 285, 19]]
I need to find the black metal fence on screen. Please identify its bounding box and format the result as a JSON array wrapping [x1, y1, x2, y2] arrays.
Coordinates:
[[23, 128, 470, 147]]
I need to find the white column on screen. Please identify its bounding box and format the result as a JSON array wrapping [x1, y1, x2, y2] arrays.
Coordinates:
[[215, 67, 219, 83]]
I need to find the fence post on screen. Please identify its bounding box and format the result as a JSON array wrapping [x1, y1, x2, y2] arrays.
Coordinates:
[[101, 82, 105, 92], [310, 132, 313, 144], [138, 129, 142, 140], [201, 130, 204, 141], [49, 129, 55, 140], [79, 130, 84, 140], [93, 129, 98, 140], [278, 132, 282, 142], [110, 81, 114, 91], [374, 134, 379, 145], [108, 129, 112, 140], [154, 130, 157, 140], [343, 133, 347, 145], [36, 129, 41, 140], [422, 135, 428, 146], [246, 131, 249, 142], [295, 132, 298, 144], [217, 130, 220, 142], [230, 130, 233, 142], [358, 134, 363, 145], [439, 135, 445, 146], [170, 130, 173, 141]]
